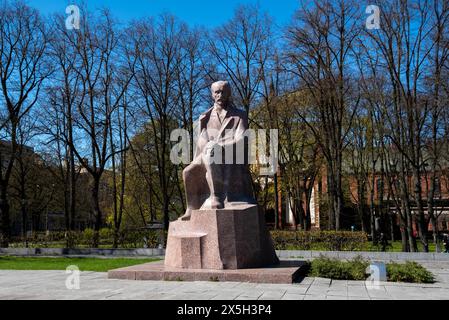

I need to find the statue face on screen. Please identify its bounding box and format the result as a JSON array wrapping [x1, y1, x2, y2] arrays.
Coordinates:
[[211, 82, 231, 106]]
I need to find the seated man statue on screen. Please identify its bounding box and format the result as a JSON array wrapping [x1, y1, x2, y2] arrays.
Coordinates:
[[180, 81, 256, 221]]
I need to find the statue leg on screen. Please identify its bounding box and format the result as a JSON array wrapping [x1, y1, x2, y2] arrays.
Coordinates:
[[202, 155, 226, 210], [180, 162, 207, 221]]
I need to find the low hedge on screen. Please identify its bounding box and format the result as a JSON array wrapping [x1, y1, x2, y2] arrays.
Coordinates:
[[11, 230, 368, 250], [10, 229, 163, 249], [387, 262, 435, 284], [310, 256, 369, 280], [270, 231, 368, 251], [309, 256, 435, 283]]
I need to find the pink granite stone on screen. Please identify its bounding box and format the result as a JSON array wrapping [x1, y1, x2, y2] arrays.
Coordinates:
[[108, 260, 306, 284], [164, 204, 279, 270]]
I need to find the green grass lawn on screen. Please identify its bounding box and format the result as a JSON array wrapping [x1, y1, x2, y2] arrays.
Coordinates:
[[0, 257, 160, 272]]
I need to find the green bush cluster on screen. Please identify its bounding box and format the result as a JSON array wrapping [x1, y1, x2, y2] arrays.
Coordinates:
[[387, 262, 435, 284], [10, 232, 65, 248], [270, 231, 368, 251], [10, 229, 163, 249], [309, 256, 369, 280], [309, 256, 435, 283]]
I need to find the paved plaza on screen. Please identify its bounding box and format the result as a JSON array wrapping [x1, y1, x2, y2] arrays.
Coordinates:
[[0, 261, 448, 300]]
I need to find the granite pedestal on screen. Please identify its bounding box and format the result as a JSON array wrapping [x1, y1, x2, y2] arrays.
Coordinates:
[[108, 260, 307, 284], [108, 205, 300, 284], [164, 204, 279, 270]]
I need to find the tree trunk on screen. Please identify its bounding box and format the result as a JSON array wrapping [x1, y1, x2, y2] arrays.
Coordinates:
[[21, 199, 28, 247], [64, 178, 70, 232], [0, 191, 11, 248], [406, 206, 416, 252], [400, 223, 409, 252], [327, 169, 335, 230], [390, 213, 395, 242], [304, 185, 313, 231], [430, 216, 440, 253], [357, 179, 367, 233], [69, 152, 76, 231], [413, 168, 429, 252], [335, 161, 343, 231], [274, 173, 281, 230], [92, 177, 102, 248]]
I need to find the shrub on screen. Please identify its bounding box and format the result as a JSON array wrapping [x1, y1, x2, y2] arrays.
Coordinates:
[[271, 231, 368, 251], [309, 257, 435, 283], [309, 256, 369, 280], [99, 228, 113, 242], [387, 262, 435, 284], [82, 228, 96, 247], [118, 230, 161, 249], [65, 231, 81, 248], [9, 228, 164, 249]]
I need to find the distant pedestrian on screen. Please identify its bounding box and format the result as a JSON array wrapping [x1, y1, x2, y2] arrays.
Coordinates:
[[443, 234, 449, 254], [379, 233, 389, 252]]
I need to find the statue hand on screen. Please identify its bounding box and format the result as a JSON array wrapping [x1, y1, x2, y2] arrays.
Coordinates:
[[204, 141, 216, 155]]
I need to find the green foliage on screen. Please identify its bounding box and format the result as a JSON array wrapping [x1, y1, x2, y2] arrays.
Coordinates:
[[387, 262, 435, 284], [99, 228, 114, 241], [118, 230, 159, 249], [65, 231, 81, 248], [309, 256, 369, 280], [82, 228, 96, 247], [10, 229, 163, 249], [271, 231, 368, 251], [309, 257, 435, 283]]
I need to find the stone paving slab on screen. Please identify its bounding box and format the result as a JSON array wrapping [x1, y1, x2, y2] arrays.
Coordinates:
[[277, 250, 449, 261], [0, 260, 449, 300], [282, 293, 306, 300]]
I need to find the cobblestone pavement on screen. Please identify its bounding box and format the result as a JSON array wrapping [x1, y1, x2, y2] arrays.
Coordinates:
[[0, 261, 448, 300]]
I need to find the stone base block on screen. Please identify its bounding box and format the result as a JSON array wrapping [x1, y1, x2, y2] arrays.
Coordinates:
[[108, 260, 307, 284], [164, 204, 279, 270]]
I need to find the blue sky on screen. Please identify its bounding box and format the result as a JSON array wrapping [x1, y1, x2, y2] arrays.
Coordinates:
[[28, 0, 300, 27]]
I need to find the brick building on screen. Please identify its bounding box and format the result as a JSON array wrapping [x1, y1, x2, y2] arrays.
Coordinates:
[[280, 164, 449, 234]]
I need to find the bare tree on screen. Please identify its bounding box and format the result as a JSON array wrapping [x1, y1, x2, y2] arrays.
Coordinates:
[[0, 2, 50, 246], [423, 0, 449, 251], [285, 0, 362, 230], [364, 0, 443, 251], [207, 4, 273, 117], [52, 10, 134, 246], [109, 93, 129, 248], [129, 15, 186, 231]]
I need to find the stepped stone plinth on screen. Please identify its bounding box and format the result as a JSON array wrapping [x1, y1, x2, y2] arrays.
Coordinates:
[[164, 204, 279, 270]]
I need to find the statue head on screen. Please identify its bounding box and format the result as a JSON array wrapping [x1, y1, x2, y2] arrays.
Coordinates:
[[211, 81, 231, 108]]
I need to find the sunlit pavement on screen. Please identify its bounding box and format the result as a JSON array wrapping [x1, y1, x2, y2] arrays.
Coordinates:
[[0, 261, 448, 300]]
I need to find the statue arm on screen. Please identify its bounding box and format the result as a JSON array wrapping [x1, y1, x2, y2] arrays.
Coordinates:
[[216, 116, 248, 148], [192, 121, 206, 162]]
